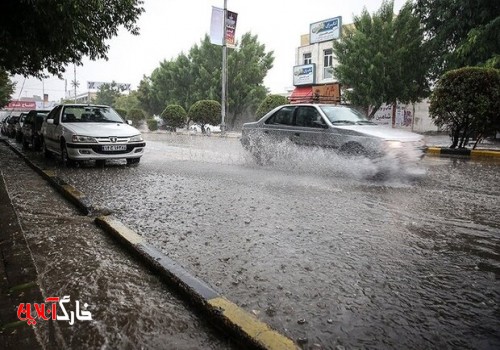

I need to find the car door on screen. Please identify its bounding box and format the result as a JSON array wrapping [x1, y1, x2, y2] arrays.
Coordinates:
[[290, 106, 331, 147], [43, 105, 62, 152], [260, 105, 297, 143]]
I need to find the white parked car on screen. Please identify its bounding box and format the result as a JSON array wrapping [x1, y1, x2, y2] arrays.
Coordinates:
[[41, 104, 145, 166], [189, 123, 221, 135]]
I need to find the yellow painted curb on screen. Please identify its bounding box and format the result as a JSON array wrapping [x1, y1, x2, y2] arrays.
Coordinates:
[[208, 297, 298, 350], [62, 184, 85, 199], [471, 150, 500, 158], [42, 169, 57, 177], [97, 216, 143, 245], [425, 147, 441, 155]]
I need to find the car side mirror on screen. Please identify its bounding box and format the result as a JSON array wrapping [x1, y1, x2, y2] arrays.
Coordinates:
[[127, 120, 133, 125], [46, 119, 54, 125]]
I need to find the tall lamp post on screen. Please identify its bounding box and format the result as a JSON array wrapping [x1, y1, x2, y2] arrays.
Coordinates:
[[220, 0, 227, 136]]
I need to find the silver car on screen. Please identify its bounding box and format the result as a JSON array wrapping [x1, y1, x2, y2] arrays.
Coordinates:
[[41, 104, 145, 166], [241, 104, 425, 163]]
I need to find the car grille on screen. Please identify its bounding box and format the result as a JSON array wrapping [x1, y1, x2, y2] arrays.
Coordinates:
[[95, 137, 130, 144]]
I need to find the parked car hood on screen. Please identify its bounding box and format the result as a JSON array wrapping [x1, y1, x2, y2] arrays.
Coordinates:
[[338, 125, 423, 142], [64, 123, 141, 137]]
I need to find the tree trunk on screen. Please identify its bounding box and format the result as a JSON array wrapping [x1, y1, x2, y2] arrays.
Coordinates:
[[450, 128, 460, 148]]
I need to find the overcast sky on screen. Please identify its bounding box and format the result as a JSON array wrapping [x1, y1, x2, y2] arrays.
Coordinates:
[[12, 0, 406, 102]]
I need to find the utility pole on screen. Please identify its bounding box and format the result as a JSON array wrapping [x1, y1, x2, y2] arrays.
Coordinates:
[[71, 64, 80, 103], [221, 0, 227, 136]]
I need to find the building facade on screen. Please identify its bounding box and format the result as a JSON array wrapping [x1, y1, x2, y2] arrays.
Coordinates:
[[291, 17, 438, 132]]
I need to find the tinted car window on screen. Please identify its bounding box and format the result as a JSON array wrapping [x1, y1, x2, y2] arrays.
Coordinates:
[[46, 106, 62, 123], [295, 106, 324, 128], [265, 106, 295, 125]]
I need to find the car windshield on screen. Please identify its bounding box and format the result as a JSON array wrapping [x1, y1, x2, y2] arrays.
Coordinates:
[[319, 106, 374, 125], [62, 106, 124, 123]]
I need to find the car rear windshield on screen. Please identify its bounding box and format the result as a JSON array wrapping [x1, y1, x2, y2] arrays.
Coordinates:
[[61, 106, 124, 123]]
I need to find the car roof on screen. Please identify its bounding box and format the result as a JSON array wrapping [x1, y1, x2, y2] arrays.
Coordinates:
[[283, 103, 350, 108], [60, 104, 111, 108]]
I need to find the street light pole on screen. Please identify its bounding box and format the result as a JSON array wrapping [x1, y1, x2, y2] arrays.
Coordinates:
[[221, 0, 227, 136]]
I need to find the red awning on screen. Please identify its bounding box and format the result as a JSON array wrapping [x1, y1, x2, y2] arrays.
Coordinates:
[[289, 86, 313, 104]]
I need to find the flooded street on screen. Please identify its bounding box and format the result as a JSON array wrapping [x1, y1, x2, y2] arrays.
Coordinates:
[[3, 133, 500, 349], [0, 142, 235, 349]]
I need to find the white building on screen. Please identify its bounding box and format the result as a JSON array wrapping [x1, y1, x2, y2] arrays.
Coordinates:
[[291, 17, 438, 132]]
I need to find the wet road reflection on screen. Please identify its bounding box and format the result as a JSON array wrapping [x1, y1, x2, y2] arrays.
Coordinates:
[[5, 133, 500, 349], [0, 142, 235, 349]]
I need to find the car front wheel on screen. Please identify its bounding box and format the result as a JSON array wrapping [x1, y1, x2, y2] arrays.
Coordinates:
[[61, 142, 76, 167]]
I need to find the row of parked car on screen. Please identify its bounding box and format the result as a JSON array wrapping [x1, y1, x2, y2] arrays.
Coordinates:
[[0, 104, 145, 166], [1, 110, 51, 150]]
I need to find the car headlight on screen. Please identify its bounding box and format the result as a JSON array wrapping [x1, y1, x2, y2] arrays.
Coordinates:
[[385, 140, 403, 149], [129, 134, 143, 142], [72, 135, 97, 143]]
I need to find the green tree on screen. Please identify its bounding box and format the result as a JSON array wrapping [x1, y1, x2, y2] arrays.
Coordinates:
[[114, 108, 127, 119], [0, 70, 15, 108], [161, 104, 187, 131], [227, 33, 274, 127], [137, 75, 163, 116], [188, 100, 221, 132], [333, 0, 429, 117], [415, 0, 500, 78], [429, 67, 500, 149], [143, 33, 274, 129], [128, 108, 146, 127], [94, 82, 122, 106], [255, 94, 288, 120], [0, 0, 144, 77], [114, 91, 141, 113]]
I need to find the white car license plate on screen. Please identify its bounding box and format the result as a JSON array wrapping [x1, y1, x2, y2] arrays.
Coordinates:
[[102, 145, 127, 151]]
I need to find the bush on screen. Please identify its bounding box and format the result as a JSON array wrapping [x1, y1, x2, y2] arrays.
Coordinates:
[[147, 118, 158, 131], [114, 108, 127, 119], [430, 67, 500, 149], [161, 104, 186, 131], [255, 94, 288, 120], [188, 100, 221, 126], [127, 108, 146, 127]]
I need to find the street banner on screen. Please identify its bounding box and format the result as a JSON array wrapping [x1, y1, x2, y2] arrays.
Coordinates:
[[210, 7, 224, 46], [225, 10, 237, 48], [210, 7, 238, 48]]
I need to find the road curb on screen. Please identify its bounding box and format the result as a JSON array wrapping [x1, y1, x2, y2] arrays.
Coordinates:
[[425, 146, 500, 158], [0, 138, 298, 349], [95, 215, 298, 350]]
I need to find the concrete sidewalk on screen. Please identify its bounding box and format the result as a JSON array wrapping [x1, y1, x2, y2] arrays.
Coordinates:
[[0, 172, 44, 348]]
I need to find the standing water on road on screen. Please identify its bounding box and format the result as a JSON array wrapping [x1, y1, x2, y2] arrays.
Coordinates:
[[21, 133, 500, 349]]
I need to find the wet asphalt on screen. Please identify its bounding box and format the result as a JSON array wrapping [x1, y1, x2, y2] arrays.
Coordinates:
[[1, 133, 500, 349], [0, 141, 235, 349]]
